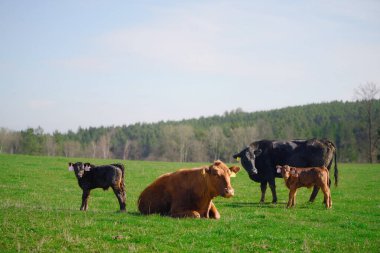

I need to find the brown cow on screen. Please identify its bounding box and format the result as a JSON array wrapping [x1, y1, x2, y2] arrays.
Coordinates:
[[276, 165, 332, 208], [138, 160, 240, 219]]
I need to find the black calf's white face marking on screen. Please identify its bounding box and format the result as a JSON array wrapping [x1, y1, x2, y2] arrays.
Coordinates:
[[84, 164, 92, 171], [68, 162, 89, 178]]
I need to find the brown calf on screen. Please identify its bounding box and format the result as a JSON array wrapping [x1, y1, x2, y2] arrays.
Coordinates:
[[138, 160, 240, 219], [276, 165, 332, 208]]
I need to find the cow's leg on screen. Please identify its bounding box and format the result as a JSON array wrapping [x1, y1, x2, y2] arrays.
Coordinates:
[[208, 201, 221, 220], [260, 181, 267, 203], [309, 186, 320, 203], [112, 186, 126, 212], [81, 190, 90, 211], [268, 179, 277, 203], [288, 188, 296, 208], [171, 210, 201, 218], [321, 185, 332, 208]]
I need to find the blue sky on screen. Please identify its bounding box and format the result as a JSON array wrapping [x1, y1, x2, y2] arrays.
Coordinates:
[[1, 0, 379, 133]]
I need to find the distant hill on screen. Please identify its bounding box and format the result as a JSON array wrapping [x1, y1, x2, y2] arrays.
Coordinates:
[[1, 100, 379, 162]]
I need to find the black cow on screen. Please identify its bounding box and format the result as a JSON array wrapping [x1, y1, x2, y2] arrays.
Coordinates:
[[232, 138, 338, 203], [68, 162, 126, 211]]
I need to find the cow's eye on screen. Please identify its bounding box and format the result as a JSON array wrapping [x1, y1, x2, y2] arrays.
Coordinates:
[[247, 150, 256, 159]]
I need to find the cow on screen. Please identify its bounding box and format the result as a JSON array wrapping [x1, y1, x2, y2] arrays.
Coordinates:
[[276, 165, 332, 208], [137, 160, 240, 219], [68, 162, 126, 212], [232, 138, 338, 203]]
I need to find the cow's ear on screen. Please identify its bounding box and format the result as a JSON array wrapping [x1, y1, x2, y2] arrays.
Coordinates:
[[276, 165, 282, 173], [233, 153, 241, 162], [234, 148, 246, 158], [68, 163, 74, 171], [229, 166, 240, 174], [229, 166, 240, 178], [233, 152, 241, 161]]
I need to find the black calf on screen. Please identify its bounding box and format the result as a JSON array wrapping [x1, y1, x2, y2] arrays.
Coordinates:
[[68, 162, 126, 211]]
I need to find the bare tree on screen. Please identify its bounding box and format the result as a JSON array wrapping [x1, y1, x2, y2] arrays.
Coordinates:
[[45, 135, 56, 156], [123, 140, 130, 160], [187, 139, 208, 162], [63, 140, 81, 157], [229, 126, 259, 162], [97, 133, 112, 159], [90, 141, 97, 158], [0, 128, 21, 154], [207, 126, 226, 161], [95, 128, 116, 159], [255, 119, 274, 140], [158, 125, 195, 162], [355, 82, 380, 163]]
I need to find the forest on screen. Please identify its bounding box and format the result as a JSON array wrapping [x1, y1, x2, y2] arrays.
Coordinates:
[[1, 100, 379, 163]]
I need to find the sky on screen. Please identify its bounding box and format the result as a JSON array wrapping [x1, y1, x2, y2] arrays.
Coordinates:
[[1, 0, 379, 133]]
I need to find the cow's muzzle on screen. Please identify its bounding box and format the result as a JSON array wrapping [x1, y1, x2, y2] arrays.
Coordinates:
[[224, 188, 234, 198], [77, 171, 85, 178]]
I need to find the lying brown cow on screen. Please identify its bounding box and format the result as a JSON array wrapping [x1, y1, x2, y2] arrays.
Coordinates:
[[276, 165, 332, 208], [138, 160, 240, 219]]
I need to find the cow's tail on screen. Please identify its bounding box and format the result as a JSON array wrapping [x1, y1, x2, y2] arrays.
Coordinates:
[[119, 164, 126, 191], [324, 139, 338, 187], [113, 163, 126, 192], [333, 148, 338, 187], [119, 163, 126, 180]]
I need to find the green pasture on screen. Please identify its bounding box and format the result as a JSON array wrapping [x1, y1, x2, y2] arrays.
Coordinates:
[[0, 154, 379, 252]]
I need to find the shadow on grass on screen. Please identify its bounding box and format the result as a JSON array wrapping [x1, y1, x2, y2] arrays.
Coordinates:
[[127, 211, 143, 217], [222, 201, 288, 208]]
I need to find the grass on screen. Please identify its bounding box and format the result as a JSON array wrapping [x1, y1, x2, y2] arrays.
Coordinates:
[[0, 154, 379, 252]]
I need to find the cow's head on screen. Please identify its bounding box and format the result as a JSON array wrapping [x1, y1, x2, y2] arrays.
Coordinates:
[[204, 160, 240, 198], [276, 165, 297, 180], [68, 162, 90, 178], [233, 144, 262, 175]]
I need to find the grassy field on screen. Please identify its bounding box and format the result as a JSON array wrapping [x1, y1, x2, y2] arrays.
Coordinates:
[[0, 154, 379, 252]]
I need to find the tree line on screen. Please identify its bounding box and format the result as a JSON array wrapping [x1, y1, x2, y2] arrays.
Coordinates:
[[1, 100, 379, 163]]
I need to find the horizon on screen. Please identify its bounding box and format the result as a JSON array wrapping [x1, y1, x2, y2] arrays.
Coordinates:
[[0, 98, 366, 134], [1, 1, 379, 133]]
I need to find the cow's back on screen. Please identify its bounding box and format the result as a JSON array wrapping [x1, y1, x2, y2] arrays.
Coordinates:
[[278, 139, 334, 168], [138, 173, 172, 215], [86, 166, 122, 190], [291, 167, 329, 188], [138, 169, 208, 215]]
